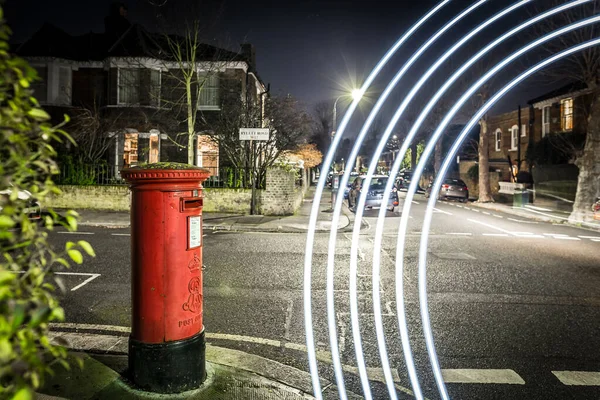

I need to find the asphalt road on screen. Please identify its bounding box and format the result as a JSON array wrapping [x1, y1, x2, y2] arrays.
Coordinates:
[[47, 192, 600, 400]]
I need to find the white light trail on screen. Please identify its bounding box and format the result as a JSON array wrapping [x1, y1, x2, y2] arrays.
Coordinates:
[[336, 1, 492, 398], [401, 20, 600, 400], [302, 1, 451, 398]]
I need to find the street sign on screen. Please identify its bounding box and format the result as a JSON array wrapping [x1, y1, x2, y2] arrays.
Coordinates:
[[239, 128, 270, 141]]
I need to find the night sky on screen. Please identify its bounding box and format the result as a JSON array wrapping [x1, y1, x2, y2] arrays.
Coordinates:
[[5, 0, 566, 117]]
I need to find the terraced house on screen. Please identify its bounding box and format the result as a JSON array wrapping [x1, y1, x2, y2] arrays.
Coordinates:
[[16, 3, 266, 179]]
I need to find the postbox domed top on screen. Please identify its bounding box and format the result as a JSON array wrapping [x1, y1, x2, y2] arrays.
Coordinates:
[[121, 162, 211, 185]]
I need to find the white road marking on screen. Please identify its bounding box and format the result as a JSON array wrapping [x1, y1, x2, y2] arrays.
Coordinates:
[[442, 369, 525, 384], [467, 219, 513, 235], [19, 272, 101, 291], [58, 231, 94, 235], [492, 214, 503, 218], [433, 207, 452, 215], [592, 239, 600, 242], [482, 212, 491, 215], [552, 371, 600, 386], [463, 206, 471, 210], [512, 232, 534, 235], [50, 322, 131, 333], [524, 205, 553, 211], [555, 236, 580, 241], [55, 272, 101, 291], [579, 236, 600, 239], [111, 233, 130, 236], [514, 234, 546, 239], [471, 209, 480, 213], [456, 205, 463, 208], [412, 201, 420, 205], [507, 218, 538, 224], [483, 233, 510, 237], [446, 233, 472, 236], [544, 233, 568, 236], [519, 207, 569, 221]]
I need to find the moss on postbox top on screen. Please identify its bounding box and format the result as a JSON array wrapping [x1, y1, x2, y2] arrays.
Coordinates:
[[127, 162, 204, 170]]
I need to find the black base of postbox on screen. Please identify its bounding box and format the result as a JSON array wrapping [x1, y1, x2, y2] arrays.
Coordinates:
[[128, 330, 206, 394]]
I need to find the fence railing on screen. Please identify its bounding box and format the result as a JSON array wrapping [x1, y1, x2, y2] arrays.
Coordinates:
[[56, 164, 263, 189]]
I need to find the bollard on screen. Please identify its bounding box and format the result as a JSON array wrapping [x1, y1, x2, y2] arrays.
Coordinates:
[[121, 163, 211, 394]]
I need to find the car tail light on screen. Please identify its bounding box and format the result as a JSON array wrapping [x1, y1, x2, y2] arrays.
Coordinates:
[[442, 184, 449, 189], [393, 201, 399, 206], [463, 186, 468, 191]]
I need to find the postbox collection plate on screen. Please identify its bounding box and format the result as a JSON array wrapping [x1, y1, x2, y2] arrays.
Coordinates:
[[188, 215, 202, 249]]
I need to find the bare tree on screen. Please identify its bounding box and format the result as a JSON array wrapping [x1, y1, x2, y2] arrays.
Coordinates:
[[533, 1, 600, 222]]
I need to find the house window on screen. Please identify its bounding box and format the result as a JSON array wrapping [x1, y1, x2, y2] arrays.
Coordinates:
[[542, 106, 550, 137], [118, 68, 140, 104], [510, 125, 518, 150], [197, 72, 220, 109], [30, 66, 48, 103], [149, 134, 159, 164], [150, 69, 161, 107], [561, 98, 573, 131], [495, 129, 502, 151], [123, 133, 139, 168], [54, 66, 72, 105], [521, 124, 526, 137]]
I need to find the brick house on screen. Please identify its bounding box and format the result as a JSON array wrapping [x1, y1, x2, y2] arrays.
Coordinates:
[[487, 82, 590, 181], [16, 5, 266, 177]]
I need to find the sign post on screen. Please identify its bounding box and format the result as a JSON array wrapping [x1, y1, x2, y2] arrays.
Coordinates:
[[240, 128, 270, 215]]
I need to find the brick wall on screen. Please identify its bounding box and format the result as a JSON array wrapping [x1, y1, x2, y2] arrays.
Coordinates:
[[458, 161, 501, 197], [47, 185, 131, 210], [260, 167, 302, 216], [202, 188, 252, 213], [487, 109, 531, 167]]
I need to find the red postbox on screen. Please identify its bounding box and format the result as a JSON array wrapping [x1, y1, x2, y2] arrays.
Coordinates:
[[121, 164, 211, 394]]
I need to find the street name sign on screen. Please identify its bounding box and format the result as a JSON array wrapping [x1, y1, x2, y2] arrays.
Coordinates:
[[239, 128, 270, 141]]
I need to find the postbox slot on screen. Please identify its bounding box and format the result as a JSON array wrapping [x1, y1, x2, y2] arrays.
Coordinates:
[[182, 198, 203, 211]]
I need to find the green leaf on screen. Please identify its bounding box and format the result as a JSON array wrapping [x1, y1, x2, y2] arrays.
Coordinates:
[[27, 108, 50, 121], [50, 307, 65, 321], [65, 241, 75, 250], [29, 306, 50, 328], [77, 240, 95, 257], [0, 270, 15, 285], [11, 303, 25, 331], [67, 249, 83, 264], [13, 387, 33, 400], [0, 215, 15, 229], [65, 215, 77, 231]]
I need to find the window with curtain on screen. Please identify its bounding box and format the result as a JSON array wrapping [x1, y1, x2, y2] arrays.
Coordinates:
[[510, 125, 518, 150], [118, 68, 140, 104], [542, 106, 550, 137], [561, 98, 573, 131], [150, 69, 161, 107], [495, 129, 502, 151], [197, 72, 220, 109], [31, 66, 48, 103]]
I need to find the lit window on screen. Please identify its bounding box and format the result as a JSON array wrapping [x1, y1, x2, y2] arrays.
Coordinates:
[[521, 124, 526, 137], [542, 106, 550, 137], [495, 129, 502, 151], [510, 125, 518, 150], [197, 72, 220, 109], [561, 98, 573, 131], [118, 68, 140, 104]]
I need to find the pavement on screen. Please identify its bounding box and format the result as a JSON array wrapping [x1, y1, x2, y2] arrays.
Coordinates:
[[468, 193, 600, 232], [62, 187, 359, 233], [36, 330, 360, 400]]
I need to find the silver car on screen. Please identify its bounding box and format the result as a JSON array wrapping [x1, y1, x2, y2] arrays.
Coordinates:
[[0, 188, 42, 220], [348, 175, 396, 211], [425, 178, 469, 202]]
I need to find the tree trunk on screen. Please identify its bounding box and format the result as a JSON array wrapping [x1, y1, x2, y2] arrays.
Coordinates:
[[186, 81, 195, 164], [478, 116, 494, 202], [569, 90, 600, 223], [410, 142, 417, 170], [434, 140, 442, 176]]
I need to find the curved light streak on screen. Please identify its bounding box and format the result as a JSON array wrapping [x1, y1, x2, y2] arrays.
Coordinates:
[[332, 2, 490, 398], [302, 1, 451, 398], [390, 15, 600, 400], [333, 0, 534, 397]]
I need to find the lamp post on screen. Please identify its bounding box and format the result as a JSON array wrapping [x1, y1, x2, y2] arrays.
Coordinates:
[[329, 89, 362, 209]]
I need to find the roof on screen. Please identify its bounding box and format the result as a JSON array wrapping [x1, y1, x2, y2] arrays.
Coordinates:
[[527, 81, 589, 105], [17, 22, 247, 64]]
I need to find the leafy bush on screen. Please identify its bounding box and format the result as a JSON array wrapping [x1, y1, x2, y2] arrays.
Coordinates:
[[0, 9, 94, 398], [467, 164, 497, 182]]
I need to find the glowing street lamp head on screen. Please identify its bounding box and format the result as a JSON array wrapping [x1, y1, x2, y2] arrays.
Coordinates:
[[351, 88, 363, 100]]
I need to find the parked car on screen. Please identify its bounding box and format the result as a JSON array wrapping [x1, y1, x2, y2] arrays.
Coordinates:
[[348, 175, 396, 211], [424, 178, 469, 202], [0, 188, 42, 220], [593, 197, 600, 221]]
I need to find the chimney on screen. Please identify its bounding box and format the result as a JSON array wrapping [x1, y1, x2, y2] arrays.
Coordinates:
[[240, 43, 256, 71]]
